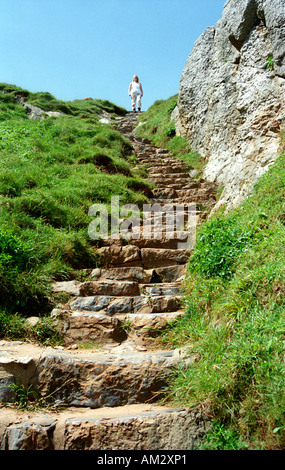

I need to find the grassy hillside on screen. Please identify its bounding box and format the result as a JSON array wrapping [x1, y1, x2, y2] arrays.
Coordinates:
[[136, 95, 206, 173], [139, 98, 285, 449], [0, 84, 151, 342]]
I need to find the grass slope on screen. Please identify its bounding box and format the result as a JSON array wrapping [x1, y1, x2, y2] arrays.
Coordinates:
[[139, 97, 285, 449], [136, 95, 205, 173], [0, 84, 150, 343]]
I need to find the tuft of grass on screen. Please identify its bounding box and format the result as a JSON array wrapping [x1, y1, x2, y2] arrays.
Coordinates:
[[0, 309, 62, 346]]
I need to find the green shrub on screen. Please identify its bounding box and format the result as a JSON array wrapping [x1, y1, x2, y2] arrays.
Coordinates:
[[189, 217, 254, 280], [200, 422, 248, 450]]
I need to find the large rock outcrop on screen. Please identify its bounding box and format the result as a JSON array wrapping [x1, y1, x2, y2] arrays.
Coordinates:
[[174, 0, 285, 210]]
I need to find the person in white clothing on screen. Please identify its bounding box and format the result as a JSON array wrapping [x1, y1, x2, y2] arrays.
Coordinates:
[[128, 75, 143, 112]]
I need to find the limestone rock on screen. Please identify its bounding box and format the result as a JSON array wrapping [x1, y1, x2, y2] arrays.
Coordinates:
[[141, 248, 190, 268], [175, 0, 285, 211], [153, 265, 187, 282], [52, 280, 81, 296], [0, 342, 183, 409], [55, 310, 125, 346], [97, 245, 141, 266], [0, 370, 15, 403], [79, 280, 140, 297], [5, 418, 57, 450], [69, 294, 182, 315], [91, 267, 152, 283], [1, 405, 211, 450], [118, 312, 183, 339], [63, 407, 209, 450]]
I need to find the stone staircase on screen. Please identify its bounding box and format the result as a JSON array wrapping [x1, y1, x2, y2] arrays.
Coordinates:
[[0, 112, 216, 450]]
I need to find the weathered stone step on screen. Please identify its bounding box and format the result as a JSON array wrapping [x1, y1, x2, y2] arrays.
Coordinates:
[[128, 237, 189, 250], [140, 283, 182, 296], [97, 245, 142, 267], [151, 182, 194, 191], [90, 265, 186, 283], [97, 245, 190, 268], [0, 341, 182, 409], [150, 172, 190, 180], [140, 248, 190, 268], [175, 188, 216, 198], [99, 230, 193, 250], [151, 187, 201, 199], [54, 309, 124, 346], [53, 309, 184, 346], [69, 294, 182, 315], [79, 280, 140, 297], [128, 135, 152, 145], [77, 280, 183, 298], [116, 311, 183, 335], [138, 158, 186, 167], [90, 266, 152, 283], [1, 403, 209, 450]]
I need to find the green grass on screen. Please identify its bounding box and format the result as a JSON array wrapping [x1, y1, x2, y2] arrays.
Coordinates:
[[136, 95, 205, 173], [0, 83, 150, 322], [159, 152, 285, 449], [0, 82, 127, 118]]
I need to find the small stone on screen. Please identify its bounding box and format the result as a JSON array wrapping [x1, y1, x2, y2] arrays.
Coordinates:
[[26, 317, 40, 327]]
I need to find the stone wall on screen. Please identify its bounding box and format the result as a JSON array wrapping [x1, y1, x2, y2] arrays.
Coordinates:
[[174, 0, 285, 210]]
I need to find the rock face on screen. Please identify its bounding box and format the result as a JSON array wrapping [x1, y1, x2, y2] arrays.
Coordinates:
[[174, 0, 285, 210]]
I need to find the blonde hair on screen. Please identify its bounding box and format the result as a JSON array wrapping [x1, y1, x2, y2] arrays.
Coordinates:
[[133, 75, 139, 82]]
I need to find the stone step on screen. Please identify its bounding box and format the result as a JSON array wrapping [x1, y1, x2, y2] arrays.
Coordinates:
[[0, 341, 183, 409], [68, 294, 182, 315], [54, 309, 125, 346], [91, 265, 186, 283], [150, 172, 190, 180], [102, 230, 193, 250], [77, 280, 183, 298], [1, 403, 208, 450], [151, 264, 187, 282], [115, 311, 184, 343], [140, 248, 190, 268], [79, 280, 140, 297], [128, 135, 152, 145], [138, 158, 186, 167], [97, 245, 142, 267], [139, 283, 183, 296], [175, 188, 216, 198], [53, 309, 184, 346], [151, 183, 194, 191], [90, 266, 153, 283], [128, 237, 189, 250], [148, 168, 190, 176], [149, 188, 177, 199], [97, 245, 190, 268]]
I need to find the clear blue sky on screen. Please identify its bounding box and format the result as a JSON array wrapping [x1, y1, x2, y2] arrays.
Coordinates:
[[1, 0, 225, 111]]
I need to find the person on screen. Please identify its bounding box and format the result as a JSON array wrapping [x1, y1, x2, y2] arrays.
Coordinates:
[[128, 75, 143, 112]]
